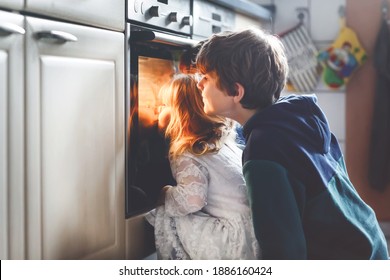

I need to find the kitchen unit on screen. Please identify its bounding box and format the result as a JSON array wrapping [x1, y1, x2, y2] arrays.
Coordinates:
[[193, 0, 268, 40], [0, 0, 23, 10], [24, 17, 125, 260], [1, 0, 270, 260], [24, 0, 124, 31], [0, 10, 25, 261], [1, 1, 125, 260]]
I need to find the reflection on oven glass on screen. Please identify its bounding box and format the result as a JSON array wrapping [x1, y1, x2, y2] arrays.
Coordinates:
[[128, 56, 178, 215], [139, 56, 175, 128]]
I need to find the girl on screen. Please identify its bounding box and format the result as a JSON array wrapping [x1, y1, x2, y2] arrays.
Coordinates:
[[146, 74, 259, 259]]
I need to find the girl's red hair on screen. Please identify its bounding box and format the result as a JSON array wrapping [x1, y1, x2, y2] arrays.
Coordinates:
[[162, 74, 231, 158]]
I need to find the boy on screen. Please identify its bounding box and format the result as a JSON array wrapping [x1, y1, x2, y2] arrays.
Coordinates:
[[196, 28, 389, 259]]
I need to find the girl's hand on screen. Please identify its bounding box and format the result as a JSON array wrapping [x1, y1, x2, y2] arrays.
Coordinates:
[[156, 185, 172, 206]]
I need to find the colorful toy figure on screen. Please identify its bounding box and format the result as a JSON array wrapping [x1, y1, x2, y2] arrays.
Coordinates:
[[318, 25, 367, 89]]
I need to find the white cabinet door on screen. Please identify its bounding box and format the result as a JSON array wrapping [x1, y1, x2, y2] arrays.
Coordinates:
[[25, 0, 125, 31], [0, 10, 25, 260], [0, 0, 24, 10], [25, 17, 125, 260]]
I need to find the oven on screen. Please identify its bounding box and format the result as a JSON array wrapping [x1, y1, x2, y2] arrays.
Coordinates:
[[126, 0, 198, 219], [125, 0, 241, 259], [125, 2, 199, 259]]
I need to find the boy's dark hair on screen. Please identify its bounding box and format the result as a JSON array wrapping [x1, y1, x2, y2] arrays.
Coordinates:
[[196, 28, 289, 110], [179, 41, 204, 74]]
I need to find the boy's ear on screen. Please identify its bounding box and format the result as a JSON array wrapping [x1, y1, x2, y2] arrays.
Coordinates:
[[233, 82, 245, 104]]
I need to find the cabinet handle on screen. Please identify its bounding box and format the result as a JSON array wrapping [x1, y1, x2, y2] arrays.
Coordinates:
[[0, 22, 25, 36], [34, 30, 78, 44]]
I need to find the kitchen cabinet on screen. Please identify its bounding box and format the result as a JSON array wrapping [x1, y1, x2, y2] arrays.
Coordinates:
[[1, 13, 125, 259], [0, 0, 23, 10], [0, 10, 25, 260], [25, 0, 125, 31], [0, 0, 125, 31], [24, 16, 125, 260]]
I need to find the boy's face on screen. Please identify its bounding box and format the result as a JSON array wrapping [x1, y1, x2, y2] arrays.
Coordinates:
[[197, 72, 235, 117]]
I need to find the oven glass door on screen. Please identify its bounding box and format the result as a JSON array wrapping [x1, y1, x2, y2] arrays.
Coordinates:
[[127, 29, 196, 217]]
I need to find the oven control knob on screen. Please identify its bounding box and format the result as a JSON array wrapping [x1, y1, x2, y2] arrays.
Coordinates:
[[168, 12, 178, 22], [182, 15, 193, 26], [148, 6, 159, 17]]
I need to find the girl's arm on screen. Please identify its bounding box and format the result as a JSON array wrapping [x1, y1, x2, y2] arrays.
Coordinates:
[[163, 155, 209, 217]]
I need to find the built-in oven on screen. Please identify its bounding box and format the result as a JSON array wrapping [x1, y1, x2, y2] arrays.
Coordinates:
[[125, 0, 198, 259]]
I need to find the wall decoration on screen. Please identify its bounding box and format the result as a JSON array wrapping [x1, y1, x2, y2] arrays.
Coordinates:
[[280, 23, 320, 93], [317, 16, 367, 89]]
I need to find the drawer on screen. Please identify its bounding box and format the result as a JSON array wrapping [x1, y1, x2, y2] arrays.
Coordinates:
[[25, 0, 125, 31], [0, 0, 23, 10]]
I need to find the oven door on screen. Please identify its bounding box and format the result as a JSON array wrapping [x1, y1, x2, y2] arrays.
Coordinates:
[[126, 25, 198, 218]]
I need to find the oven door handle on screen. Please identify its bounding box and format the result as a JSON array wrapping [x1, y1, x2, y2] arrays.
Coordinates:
[[130, 30, 199, 47]]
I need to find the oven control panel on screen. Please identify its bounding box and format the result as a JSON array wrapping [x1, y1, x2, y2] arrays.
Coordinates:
[[128, 0, 192, 35], [193, 0, 235, 40]]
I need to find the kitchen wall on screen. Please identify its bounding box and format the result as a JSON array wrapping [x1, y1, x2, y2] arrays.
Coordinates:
[[346, 0, 390, 221], [254, 0, 347, 154]]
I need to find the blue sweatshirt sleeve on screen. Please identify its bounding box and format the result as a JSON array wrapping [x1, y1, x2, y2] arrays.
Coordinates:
[[243, 160, 307, 259]]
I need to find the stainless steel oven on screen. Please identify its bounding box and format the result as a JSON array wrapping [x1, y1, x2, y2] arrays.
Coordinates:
[[124, 0, 242, 259], [125, 0, 198, 259], [126, 0, 198, 219]]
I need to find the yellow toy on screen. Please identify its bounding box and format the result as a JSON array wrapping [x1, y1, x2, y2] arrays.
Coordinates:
[[317, 18, 367, 89]]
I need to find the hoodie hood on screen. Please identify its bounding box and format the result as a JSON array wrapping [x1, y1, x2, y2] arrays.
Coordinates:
[[241, 94, 390, 260], [242, 94, 341, 198], [243, 94, 331, 155]]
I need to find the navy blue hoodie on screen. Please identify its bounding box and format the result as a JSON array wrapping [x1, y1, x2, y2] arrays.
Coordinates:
[[242, 94, 389, 259]]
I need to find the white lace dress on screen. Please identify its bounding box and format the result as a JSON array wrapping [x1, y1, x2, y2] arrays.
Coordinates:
[[145, 141, 260, 260]]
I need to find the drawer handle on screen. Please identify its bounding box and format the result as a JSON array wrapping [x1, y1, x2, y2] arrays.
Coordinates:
[[34, 30, 78, 44], [0, 22, 25, 36]]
